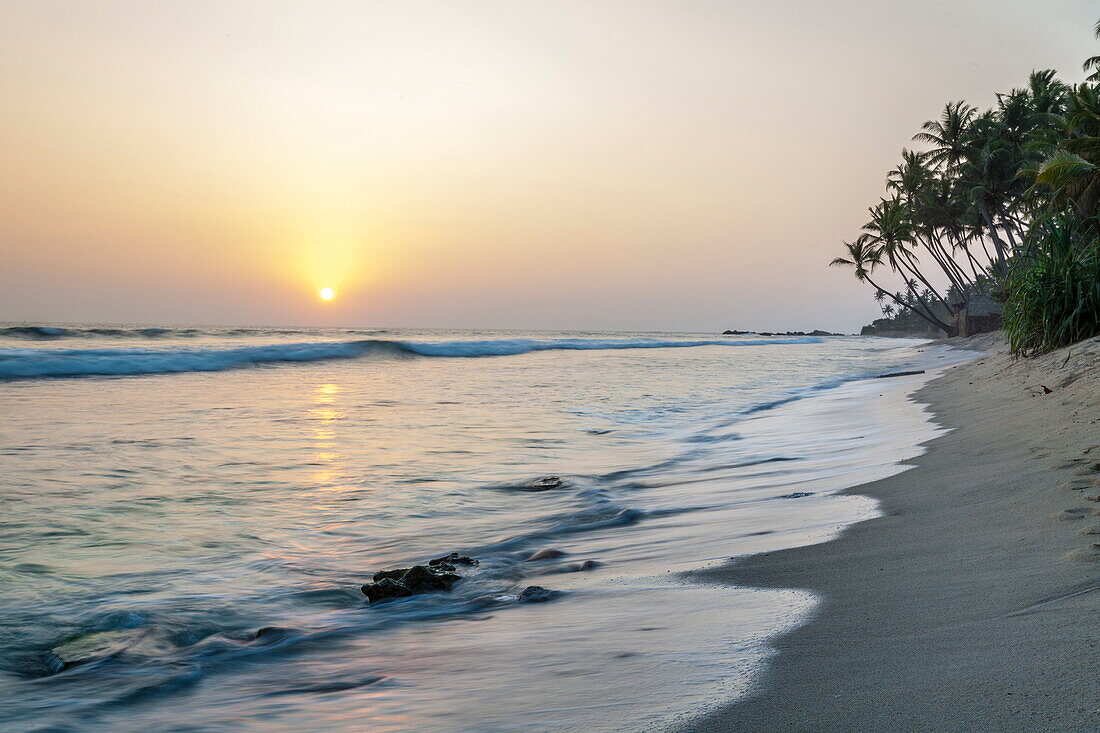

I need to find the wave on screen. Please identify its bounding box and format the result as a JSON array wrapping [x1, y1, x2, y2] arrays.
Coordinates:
[[0, 336, 823, 379], [0, 325, 397, 340], [0, 326, 195, 339]]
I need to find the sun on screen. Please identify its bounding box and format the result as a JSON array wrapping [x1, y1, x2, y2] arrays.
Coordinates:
[[319, 287, 335, 301]]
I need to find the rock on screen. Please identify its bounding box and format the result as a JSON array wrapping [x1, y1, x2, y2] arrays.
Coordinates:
[[567, 559, 603, 572], [429, 552, 478, 567], [513, 476, 565, 492], [400, 564, 459, 593], [361, 577, 414, 603], [496, 476, 568, 492], [517, 586, 562, 603], [722, 329, 840, 337], [372, 568, 408, 582], [525, 548, 567, 562], [362, 558, 469, 604], [779, 492, 813, 499], [1079, 524, 1100, 535], [1052, 509, 1086, 521]]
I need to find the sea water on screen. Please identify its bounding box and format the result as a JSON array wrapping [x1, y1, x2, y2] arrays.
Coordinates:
[[0, 326, 968, 731]]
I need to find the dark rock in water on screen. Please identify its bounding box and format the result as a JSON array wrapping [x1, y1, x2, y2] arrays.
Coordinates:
[[525, 548, 567, 562], [362, 556, 472, 604], [517, 586, 562, 603], [874, 370, 926, 379], [509, 476, 565, 492], [779, 492, 814, 499], [568, 559, 603, 572], [361, 577, 415, 603], [401, 564, 459, 593], [429, 552, 478, 567], [372, 568, 408, 582], [722, 329, 841, 337]]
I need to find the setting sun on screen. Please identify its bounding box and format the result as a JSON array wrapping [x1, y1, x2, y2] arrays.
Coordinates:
[[319, 287, 335, 301]]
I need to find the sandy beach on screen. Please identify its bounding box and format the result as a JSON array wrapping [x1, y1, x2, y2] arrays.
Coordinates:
[[678, 333, 1100, 732]]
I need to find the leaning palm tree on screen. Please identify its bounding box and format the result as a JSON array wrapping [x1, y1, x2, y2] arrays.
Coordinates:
[[830, 239, 957, 335], [1083, 19, 1100, 83], [859, 197, 950, 309]]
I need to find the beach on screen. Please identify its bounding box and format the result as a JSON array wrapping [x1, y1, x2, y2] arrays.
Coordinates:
[[678, 333, 1100, 732]]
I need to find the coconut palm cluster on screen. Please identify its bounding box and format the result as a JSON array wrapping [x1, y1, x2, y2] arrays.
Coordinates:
[[834, 20, 1100, 353]]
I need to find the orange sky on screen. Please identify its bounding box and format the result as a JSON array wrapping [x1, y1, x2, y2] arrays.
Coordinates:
[[1, 0, 1096, 331]]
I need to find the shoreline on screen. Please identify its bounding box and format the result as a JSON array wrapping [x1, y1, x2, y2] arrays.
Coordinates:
[[674, 333, 1100, 732]]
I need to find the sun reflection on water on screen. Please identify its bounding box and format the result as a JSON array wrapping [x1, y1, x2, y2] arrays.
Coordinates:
[[309, 384, 346, 490]]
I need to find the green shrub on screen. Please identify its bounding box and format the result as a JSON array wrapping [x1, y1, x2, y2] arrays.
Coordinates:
[[1004, 215, 1100, 355]]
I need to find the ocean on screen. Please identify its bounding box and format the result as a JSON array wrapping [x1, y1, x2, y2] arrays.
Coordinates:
[[0, 326, 967, 731]]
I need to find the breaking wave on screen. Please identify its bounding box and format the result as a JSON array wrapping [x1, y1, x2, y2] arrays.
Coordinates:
[[0, 325, 393, 340], [0, 337, 824, 379]]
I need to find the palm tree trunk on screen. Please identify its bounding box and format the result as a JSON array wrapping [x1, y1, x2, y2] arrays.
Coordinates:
[[978, 203, 1009, 276], [865, 275, 957, 336], [930, 231, 976, 290], [898, 251, 951, 309]]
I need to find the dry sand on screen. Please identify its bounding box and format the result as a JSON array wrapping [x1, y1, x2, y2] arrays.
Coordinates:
[[676, 333, 1100, 732]]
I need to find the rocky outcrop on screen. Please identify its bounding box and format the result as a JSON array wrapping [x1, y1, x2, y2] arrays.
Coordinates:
[[517, 586, 562, 603], [723, 329, 844, 337], [525, 548, 567, 562], [361, 553, 478, 604], [427, 553, 478, 568], [516, 476, 565, 492], [567, 559, 602, 572]]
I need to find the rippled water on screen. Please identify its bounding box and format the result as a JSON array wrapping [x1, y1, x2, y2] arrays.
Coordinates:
[[0, 326, 964, 731]]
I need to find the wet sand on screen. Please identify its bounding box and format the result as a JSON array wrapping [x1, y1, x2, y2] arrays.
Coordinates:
[[676, 333, 1100, 732]]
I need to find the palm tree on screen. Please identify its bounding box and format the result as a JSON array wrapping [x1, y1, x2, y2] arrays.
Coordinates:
[[837, 20, 1100, 347], [914, 101, 977, 171], [1083, 19, 1100, 83], [1034, 85, 1100, 221], [830, 239, 957, 335], [859, 197, 951, 309]]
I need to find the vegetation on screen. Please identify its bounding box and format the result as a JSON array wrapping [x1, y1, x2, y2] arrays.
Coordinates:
[[833, 19, 1100, 353]]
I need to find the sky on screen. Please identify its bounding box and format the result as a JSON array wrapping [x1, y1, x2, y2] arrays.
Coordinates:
[[1, 0, 1097, 333]]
